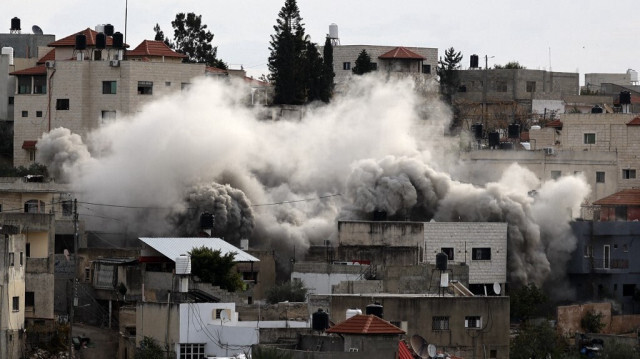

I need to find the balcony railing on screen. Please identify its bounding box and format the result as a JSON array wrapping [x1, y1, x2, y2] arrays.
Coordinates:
[[587, 256, 629, 270]]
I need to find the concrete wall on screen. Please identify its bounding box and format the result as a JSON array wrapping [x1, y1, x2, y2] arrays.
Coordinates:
[[557, 302, 612, 337], [338, 221, 425, 247], [292, 262, 370, 295], [136, 302, 180, 355], [322, 294, 510, 359]]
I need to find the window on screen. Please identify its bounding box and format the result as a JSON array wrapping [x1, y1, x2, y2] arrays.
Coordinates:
[[25, 292, 34, 311], [18, 77, 31, 94], [179, 343, 205, 359], [8, 252, 14, 266], [441, 247, 454, 261], [20, 252, 23, 266], [33, 76, 46, 94], [26, 243, 30, 258], [102, 81, 117, 94], [596, 171, 605, 183], [584, 133, 596, 144], [138, 81, 153, 95], [603, 245, 610, 269], [472, 248, 491, 260], [623, 244, 629, 252], [56, 99, 69, 110], [496, 80, 507, 92], [371, 63, 378, 71], [551, 170, 561, 180], [101, 110, 116, 123], [465, 316, 482, 329], [21, 111, 28, 117], [0, 204, 2, 212], [12, 296, 19, 311], [623, 284, 636, 296], [623, 169, 636, 179], [85, 267, 91, 282], [432, 316, 449, 330], [526, 81, 536, 93], [181, 83, 191, 90], [343, 62, 351, 70], [8, 97, 14, 105], [165, 81, 172, 87], [422, 64, 431, 74], [584, 245, 593, 258], [24, 199, 45, 213], [490, 349, 497, 359], [62, 200, 73, 216], [36, 111, 42, 117], [29, 150, 36, 162]]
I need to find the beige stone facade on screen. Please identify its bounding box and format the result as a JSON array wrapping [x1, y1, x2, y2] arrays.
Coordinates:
[[12, 60, 205, 166]]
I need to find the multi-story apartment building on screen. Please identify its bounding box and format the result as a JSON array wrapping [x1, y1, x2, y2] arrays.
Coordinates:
[[10, 27, 206, 167], [0, 224, 26, 359]]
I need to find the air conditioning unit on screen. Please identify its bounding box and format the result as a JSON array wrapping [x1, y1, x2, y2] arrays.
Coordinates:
[[543, 147, 555, 155], [45, 60, 55, 68], [109, 60, 120, 67]]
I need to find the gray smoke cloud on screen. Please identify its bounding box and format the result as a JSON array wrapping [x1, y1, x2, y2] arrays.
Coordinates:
[[36, 127, 93, 182], [34, 73, 590, 289]]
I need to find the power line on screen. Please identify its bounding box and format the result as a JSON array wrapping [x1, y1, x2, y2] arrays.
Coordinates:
[[250, 193, 341, 207]]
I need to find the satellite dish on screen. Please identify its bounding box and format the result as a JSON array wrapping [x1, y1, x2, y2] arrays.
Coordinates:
[[427, 344, 437, 358], [410, 335, 429, 358], [220, 309, 230, 321], [32, 25, 43, 35], [493, 282, 501, 295]]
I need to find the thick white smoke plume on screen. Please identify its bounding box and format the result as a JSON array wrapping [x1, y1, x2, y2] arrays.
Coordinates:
[[35, 73, 590, 289]]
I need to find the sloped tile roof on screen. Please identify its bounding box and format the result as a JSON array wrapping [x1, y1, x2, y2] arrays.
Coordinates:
[[398, 340, 413, 359], [626, 117, 640, 126], [37, 49, 55, 64], [127, 40, 186, 58], [593, 189, 640, 206], [325, 314, 405, 335], [10, 65, 46, 76], [378, 47, 425, 60], [48, 27, 125, 48]]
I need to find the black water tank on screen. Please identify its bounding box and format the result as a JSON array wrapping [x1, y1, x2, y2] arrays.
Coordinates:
[[488, 131, 500, 148], [112, 32, 124, 49], [435, 252, 448, 271], [200, 212, 214, 230], [620, 91, 631, 105], [472, 123, 483, 140], [312, 309, 329, 331], [96, 33, 106, 49], [500, 142, 514, 150], [11, 17, 20, 31], [373, 210, 387, 221], [104, 24, 115, 37], [508, 123, 520, 139], [591, 105, 603, 114], [75, 34, 87, 50], [365, 303, 383, 318], [470, 54, 479, 68]]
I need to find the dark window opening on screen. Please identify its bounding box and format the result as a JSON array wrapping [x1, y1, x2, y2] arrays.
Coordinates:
[[441, 247, 454, 261], [56, 99, 69, 110], [26, 243, 30, 258], [472, 248, 491, 260], [526, 81, 536, 93], [102, 81, 117, 94], [55, 234, 75, 254], [21, 111, 28, 117], [8, 97, 14, 105], [596, 171, 605, 183], [36, 111, 42, 117], [18, 77, 31, 94], [422, 64, 431, 74], [137, 81, 153, 95], [623, 284, 636, 296], [623, 169, 636, 179], [62, 200, 73, 216], [12, 296, 19, 311], [9, 252, 14, 266], [33, 76, 46, 94], [25, 292, 34, 311], [24, 199, 45, 213], [343, 62, 351, 71], [432, 316, 449, 330]]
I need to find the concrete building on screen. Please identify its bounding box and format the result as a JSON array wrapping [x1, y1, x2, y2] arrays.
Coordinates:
[[0, 224, 26, 359], [324, 44, 437, 91], [311, 293, 510, 359], [10, 28, 205, 167]]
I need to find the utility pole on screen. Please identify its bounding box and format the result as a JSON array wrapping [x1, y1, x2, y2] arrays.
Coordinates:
[[69, 199, 79, 357]]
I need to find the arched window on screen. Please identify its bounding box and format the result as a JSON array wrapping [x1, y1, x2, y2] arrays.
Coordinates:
[[24, 199, 45, 213]]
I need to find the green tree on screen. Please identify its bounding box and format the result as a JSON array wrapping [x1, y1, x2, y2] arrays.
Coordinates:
[[580, 310, 605, 333], [266, 280, 307, 304], [510, 322, 565, 359], [303, 40, 323, 102], [494, 61, 525, 69], [437, 47, 463, 105], [189, 246, 244, 292], [170, 13, 226, 69], [320, 36, 334, 103], [510, 283, 548, 322], [268, 0, 308, 105], [153, 23, 173, 47], [135, 336, 164, 359], [352, 49, 375, 75], [252, 346, 293, 359]]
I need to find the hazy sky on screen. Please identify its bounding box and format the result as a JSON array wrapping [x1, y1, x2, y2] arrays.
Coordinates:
[[5, 0, 639, 81]]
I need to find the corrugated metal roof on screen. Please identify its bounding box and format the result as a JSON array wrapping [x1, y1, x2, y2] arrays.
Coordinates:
[[139, 237, 259, 262], [593, 189, 640, 206], [325, 314, 405, 334]]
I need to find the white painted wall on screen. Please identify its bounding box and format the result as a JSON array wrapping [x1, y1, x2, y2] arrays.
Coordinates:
[[291, 272, 363, 295]]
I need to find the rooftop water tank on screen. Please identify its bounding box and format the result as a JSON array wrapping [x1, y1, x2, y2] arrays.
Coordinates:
[[470, 54, 479, 68], [329, 23, 339, 39], [175, 254, 191, 275], [75, 34, 87, 50], [200, 212, 214, 230], [488, 131, 500, 148], [104, 24, 115, 37], [346, 308, 362, 320], [365, 303, 383, 318], [628, 69, 638, 83], [96, 33, 106, 50], [11, 17, 20, 31], [508, 123, 520, 139], [312, 309, 329, 331], [436, 252, 448, 271], [112, 32, 124, 49], [95, 24, 105, 33]]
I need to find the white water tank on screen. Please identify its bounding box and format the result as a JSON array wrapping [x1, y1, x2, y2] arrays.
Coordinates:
[[530, 125, 541, 130], [628, 69, 638, 83], [95, 24, 105, 33], [346, 308, 362, 320], [1, 47, 14, 65], [329, 23, 339, 39], [175, 254, 191, 275]]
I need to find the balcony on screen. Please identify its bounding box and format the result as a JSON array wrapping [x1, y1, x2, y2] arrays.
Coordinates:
[[26, 257, 50, 273], [588, 256, 629, 272]]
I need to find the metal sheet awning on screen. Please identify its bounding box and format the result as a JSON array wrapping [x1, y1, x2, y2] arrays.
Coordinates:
[[139, 237, 259, 263]]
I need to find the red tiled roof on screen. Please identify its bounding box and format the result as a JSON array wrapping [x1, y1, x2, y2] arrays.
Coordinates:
[[378, 47, 425, 60], [22, 141, 37, 150], [206, 66, 227, 74], [48, 28, 125, 48], [546, 120, 563, 128], [11, 65, 46, 76], [627, 117, 640, 126], [37, 49, 55, 65], [325, 315, 405, 335], [398, 340, 413, 359], [127, 40, 186, 58], [593, 189, 640, 206]]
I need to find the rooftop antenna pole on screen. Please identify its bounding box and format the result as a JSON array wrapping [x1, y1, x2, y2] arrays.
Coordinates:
[[124, 0, 128, 48]]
